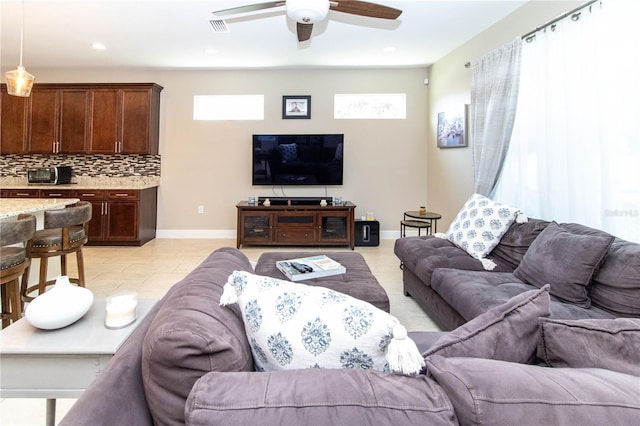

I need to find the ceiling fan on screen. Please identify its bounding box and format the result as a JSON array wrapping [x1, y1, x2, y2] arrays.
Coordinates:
[[212, 0, 402, 42]]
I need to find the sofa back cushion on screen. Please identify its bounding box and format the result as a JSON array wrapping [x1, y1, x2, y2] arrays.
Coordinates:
[[426, 355, 640, 426], [141, 248, 255, 426], [489, 218, 550, 270], [186, 368, 457, 426], [590, 239, 640, 317], [513, 222, 614, 308]]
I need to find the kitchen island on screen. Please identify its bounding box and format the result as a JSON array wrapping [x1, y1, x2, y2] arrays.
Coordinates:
[[0, 198, 79, 220]]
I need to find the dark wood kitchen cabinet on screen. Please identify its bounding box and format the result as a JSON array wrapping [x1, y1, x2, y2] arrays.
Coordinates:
[[28, 88, 90, 154], [0, 85, 29, 154], [74, 188, 158, 246], [0, 83, 162, 155], [89, 85, 162, 154], [0, 187, 158, 246]]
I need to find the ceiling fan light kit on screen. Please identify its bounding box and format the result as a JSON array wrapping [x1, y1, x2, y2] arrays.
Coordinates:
[[211, 0, 401, 43], [287, 0, 329, 23], [5, 0, 35, 97]]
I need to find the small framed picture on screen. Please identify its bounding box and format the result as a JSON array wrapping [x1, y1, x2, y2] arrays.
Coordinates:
[[282, 95, 311, 119], [437, 105, 468, 148]]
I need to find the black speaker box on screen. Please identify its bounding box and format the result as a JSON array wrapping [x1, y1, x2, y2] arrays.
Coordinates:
[[354, 220, 380, 247]]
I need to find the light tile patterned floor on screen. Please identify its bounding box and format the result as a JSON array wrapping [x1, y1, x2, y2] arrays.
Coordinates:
[[0, 239, 439, 425]]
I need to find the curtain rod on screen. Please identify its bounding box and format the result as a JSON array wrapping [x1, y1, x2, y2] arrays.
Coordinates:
[[465, 0, 599, 68]]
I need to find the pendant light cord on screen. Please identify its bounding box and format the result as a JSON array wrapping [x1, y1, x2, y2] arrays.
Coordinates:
[[19, 0, 25, 67]]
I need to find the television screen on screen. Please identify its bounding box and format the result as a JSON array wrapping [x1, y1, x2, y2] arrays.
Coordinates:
[[252, 134, 344, 186]]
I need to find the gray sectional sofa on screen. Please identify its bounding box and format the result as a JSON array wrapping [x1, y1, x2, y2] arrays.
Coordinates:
[[60, 244, 640, 426], [395, 218, 640, 330]]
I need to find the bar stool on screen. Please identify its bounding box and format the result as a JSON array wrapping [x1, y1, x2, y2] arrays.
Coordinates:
[[21, 201, 92, 303], [0, 214, 36, 328]]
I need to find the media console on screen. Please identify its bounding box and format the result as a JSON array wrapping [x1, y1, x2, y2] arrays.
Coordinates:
[[236, 200, 356, 249]]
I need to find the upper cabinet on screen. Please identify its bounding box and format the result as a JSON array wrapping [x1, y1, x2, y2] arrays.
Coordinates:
[[0, 83, 162, 155], [29, 88, 90, 154], [0, 85, 29, 154], [90, 85, 162, 154]]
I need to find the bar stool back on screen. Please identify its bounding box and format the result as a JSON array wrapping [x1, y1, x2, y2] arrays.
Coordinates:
[[0, 214, 36, 328], [21, 201, 92, 303]]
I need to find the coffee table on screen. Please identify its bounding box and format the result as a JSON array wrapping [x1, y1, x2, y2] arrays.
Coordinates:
[[254, 251, 390, 312], [0, 298, 157, 426]]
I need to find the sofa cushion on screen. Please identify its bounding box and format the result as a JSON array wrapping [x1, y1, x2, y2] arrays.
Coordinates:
[[423, 286, 550, 365], [141, 248, 255, 426], [185, 368, 457, 426], [431, 269, 616, 322], [538, 317, 640, 376], [489, 218, 550, 270], [590, 239, 640, 317], [221, 271, 424, 375], [445, 193, 521, 262], [426, 355, 640, 426], [513, 222, 614, 308]]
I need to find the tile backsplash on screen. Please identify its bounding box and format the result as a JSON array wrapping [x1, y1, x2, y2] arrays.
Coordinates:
[[0, 154, 160, 178]]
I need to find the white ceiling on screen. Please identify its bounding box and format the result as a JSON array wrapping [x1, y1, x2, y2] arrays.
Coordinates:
[[0, 0, 528, 71]]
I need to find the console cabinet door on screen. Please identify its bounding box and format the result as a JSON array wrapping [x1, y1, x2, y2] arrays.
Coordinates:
[[0, 86, 29, 154], [317, 212, 350, 244], [241, 212, 273, 244]]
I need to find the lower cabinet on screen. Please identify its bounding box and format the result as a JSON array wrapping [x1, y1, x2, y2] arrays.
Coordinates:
[[1, 187, 157, 246], [75, 188, 157, 246]]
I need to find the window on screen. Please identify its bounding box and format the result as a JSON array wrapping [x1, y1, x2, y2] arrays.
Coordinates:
[[334, 93, 406, 119], [193, 95, 264, 120]]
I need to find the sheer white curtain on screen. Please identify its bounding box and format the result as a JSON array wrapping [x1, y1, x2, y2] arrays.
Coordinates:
[[471, 39, 522, 197], [495, 0, 640, 243]]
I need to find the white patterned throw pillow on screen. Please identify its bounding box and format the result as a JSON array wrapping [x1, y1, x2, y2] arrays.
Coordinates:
[[220, 271, 424, 375], [445, 193, 525, 270]]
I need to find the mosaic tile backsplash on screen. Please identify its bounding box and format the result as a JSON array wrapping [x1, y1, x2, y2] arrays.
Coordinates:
[[0, 154, 160, 178]]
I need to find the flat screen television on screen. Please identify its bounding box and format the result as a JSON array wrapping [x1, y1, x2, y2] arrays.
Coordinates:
[[252, 134, 344, 186]]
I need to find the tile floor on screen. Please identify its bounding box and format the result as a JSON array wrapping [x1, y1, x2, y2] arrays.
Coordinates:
[[0, 238, 440, 425]]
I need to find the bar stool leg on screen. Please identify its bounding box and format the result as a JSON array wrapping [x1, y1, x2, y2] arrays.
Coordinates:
[[77, 249, 86, 287], [38, 257, 49, 296], [61, 254, 67, 277]]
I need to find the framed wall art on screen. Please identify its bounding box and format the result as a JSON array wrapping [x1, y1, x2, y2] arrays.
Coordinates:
[[282, 95, 311, 119], [437, 105, 468, 148]]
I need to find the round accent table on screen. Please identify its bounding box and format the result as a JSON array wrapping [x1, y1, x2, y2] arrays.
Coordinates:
[[400, 210, 442, 237]]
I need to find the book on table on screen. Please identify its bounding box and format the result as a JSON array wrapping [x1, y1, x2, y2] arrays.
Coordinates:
[[276, 255, 346, 281]]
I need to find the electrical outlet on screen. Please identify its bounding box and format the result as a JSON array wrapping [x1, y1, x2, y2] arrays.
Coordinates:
[[198, 205, 204, 214]]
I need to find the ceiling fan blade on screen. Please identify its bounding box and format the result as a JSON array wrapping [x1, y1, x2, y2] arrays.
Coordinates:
[[330, 1, 402, 20], [297, 22, 314, 42], [212, 1, 285, 17]]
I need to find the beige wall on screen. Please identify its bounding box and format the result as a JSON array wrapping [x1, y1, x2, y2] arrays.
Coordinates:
[[427, 0, 583, 230], [26, 0, 583, 239], [30, 67, 430, 237]]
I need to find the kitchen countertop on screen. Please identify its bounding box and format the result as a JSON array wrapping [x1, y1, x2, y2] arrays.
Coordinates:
[[0, 198, 80, 220], [0, 176, 160, 190]]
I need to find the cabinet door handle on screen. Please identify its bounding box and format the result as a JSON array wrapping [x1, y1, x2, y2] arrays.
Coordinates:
[[15, 193, 31, 196], [81, 193, 96, 197], [48, 193, 62, 197], [113, 193, 129, 197]]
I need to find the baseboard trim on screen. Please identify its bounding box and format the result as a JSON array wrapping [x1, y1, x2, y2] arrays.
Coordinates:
[[156, 229, 401, 240]]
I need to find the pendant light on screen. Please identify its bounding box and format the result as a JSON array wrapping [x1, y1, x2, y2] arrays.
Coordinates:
[[5, 0, 35, 97]]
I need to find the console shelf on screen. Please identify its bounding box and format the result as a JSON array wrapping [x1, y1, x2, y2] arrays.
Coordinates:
[[236, 201, 356, 249]]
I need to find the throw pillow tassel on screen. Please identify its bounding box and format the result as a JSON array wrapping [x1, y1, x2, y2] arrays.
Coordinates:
[[516, 212, 528, 223], [219, 279, 238, 306], [480, 258, 497, 271], [385, 322, 425, 375]]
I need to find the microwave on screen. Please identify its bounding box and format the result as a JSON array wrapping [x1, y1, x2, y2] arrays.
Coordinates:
[[27, 166, 73, 185]]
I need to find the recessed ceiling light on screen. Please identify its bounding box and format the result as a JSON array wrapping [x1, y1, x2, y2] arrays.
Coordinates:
[[383, 46, 397, 53], [204, 48, 219, 54], [91, 42, 106, 50]]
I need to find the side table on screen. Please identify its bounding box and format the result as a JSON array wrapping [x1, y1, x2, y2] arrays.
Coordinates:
[[401, 210, 442, 237], [0, 298, 157, 426]]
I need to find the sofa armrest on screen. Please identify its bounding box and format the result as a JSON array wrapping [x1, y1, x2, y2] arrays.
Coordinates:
[[185, 368, 456, 426], [59, 302, 161, 426]]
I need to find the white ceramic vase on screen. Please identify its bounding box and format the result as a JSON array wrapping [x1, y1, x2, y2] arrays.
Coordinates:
[[24, 276, 94, 330]]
